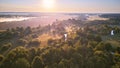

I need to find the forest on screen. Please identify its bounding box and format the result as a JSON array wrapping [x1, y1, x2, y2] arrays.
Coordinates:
[[0, 14, 120, 68]]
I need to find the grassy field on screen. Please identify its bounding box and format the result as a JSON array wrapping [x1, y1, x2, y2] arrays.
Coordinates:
[[37, 34, 62, 48]]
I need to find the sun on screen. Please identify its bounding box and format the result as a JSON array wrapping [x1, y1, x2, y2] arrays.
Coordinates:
[[42, 0, 55, 9]]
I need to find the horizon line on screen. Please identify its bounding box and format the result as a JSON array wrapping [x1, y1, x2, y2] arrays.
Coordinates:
[[0, 11, 120, 14]]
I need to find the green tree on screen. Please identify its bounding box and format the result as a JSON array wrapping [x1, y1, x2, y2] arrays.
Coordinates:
[[14, 58, 30, 68], [94, 35, 102, 42], [0, 55, 4, 65], [31, 56, 44, 68], [0, 43, 12, 54], [17, 39, 28, 46], [28, 47, 37, 62], [0, 46, 29, 68], [28, 39, 41, 47], [24, 26, 32, 35], [95, 42, 113, 52]]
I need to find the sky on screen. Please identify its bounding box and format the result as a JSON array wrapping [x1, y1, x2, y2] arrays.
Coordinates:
[[0, 0, 120, 13]]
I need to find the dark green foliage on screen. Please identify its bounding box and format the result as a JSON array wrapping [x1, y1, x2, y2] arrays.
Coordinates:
[[28, 47, 37, 62], [95, 42, 113, 52], [94, 35, 102, 42], [0, 43, 12, 54], [28, 39, 41, 47], [0, 16, 120, 68], [17, 39, 28, 46], [31, 56, 44, 68], [24, 26, 32, 35], [0, 55, 4, 62], [0, 46, 29, 68], [6, 46, 28, 61], [116, 47, 120, 54], [14, 58, 30, 68], [47, 38, 55, 46], [0, 30, 13, 42], [41, 47, 62, 65]]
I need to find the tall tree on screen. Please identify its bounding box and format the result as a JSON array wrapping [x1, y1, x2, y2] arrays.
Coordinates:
[[14, 58, 30, 68], [31, 56, 44, 68]]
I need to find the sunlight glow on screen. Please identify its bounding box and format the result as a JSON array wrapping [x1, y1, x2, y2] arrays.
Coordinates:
[[42, 0, 55, 9]]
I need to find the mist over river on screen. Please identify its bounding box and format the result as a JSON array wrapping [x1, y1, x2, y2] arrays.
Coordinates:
[[0, 12, 79, 29]]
